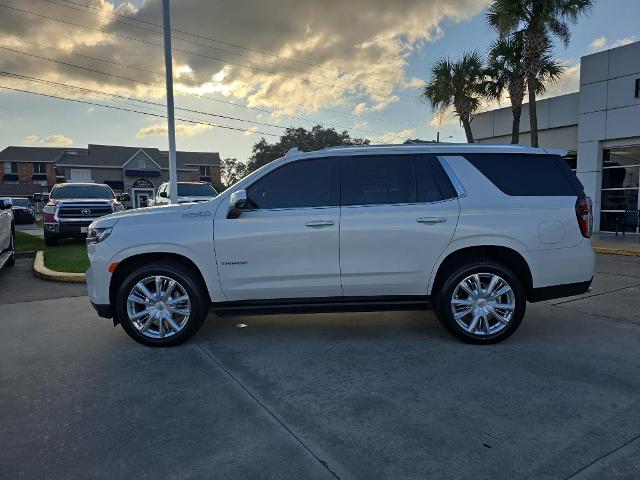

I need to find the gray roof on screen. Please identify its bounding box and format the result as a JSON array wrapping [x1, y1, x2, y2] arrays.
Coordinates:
[[0, 145, 221, 169], [0, 146, 65, 163]]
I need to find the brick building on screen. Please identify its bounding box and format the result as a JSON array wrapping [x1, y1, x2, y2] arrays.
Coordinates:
[[0, 144, 222, 208]]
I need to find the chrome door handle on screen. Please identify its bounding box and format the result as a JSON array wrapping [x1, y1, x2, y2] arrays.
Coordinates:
[[305, 220, 334, 228], [416, 216, 447, 224]]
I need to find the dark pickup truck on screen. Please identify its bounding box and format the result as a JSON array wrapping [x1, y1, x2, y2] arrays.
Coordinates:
[[42, 183, 130, 246]]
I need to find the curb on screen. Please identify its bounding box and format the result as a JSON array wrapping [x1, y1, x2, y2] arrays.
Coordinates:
[[32, 251, 86, 283], [593, 246, 640, 257]]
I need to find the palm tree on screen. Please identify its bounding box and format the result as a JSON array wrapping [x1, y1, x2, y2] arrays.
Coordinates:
[[422, 51, 486, 143], [485, 34, 564, 144], [486, 0, 594, 147]]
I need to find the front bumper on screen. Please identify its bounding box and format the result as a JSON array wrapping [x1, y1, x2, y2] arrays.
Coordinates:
[[45, 221, 93, 237]]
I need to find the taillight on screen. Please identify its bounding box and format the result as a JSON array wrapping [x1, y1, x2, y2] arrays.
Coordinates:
[[575, 196, 593, 238]]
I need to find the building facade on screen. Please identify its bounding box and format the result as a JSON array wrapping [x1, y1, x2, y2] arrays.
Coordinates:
[[471, 41, 640, 233], [0, 144, 222, 208]]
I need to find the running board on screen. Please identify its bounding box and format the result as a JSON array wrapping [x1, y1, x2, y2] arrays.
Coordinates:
[[213, 295, 432, 317]]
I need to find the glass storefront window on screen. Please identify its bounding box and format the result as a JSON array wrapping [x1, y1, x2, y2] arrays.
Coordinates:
[[601, 146, 640, 233]]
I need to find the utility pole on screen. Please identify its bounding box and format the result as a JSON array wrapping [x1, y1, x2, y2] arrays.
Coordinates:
[[162, 0, 178, 204], [436, 132, 440, 143]]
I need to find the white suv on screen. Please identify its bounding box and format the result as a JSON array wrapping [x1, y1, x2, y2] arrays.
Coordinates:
[[86, 144, 595, 346]]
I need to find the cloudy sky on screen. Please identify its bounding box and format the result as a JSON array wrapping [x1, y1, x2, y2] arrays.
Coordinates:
[[0, 0, 638, 161]]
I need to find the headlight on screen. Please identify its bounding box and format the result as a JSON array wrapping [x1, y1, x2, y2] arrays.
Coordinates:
[[113, 203, 125, 212], [43, 204, 56, 215], [86, 226, 113, 245]]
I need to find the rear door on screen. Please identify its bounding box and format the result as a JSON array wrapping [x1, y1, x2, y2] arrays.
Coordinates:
[[339, 154, 460, 296], [214, 157, 342, 301]]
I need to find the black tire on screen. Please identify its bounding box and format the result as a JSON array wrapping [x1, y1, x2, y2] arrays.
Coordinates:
[[116, 261, 209, 347], [434, 260, 526, 344], [44, 231, 58, 246], [6, 226, 15, 266]]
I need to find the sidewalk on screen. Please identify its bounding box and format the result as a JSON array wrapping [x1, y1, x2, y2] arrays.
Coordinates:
[[592, 232, 640, 256]]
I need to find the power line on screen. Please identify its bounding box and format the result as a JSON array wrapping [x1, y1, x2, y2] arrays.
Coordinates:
[[46, 0, 406, 90], [2, 1, 421, 105], [0, 71, 290, 131], [0, 2, 427, 129], [0, 45, 409, 140], [0, 84, 281, 137]]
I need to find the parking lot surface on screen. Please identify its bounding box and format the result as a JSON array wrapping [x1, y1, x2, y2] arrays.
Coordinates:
[[1, 254, 640, 480]]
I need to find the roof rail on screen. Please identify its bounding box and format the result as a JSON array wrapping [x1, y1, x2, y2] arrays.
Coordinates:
[[285, 147, 301, 156]]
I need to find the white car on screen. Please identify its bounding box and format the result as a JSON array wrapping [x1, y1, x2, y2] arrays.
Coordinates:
[[86, 144, 595, 346], [0, 197, 16, 271], [150, 181, 218, 206]]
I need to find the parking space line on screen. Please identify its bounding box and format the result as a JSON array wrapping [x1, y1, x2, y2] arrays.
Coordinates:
[[194, 343, 344, 480]]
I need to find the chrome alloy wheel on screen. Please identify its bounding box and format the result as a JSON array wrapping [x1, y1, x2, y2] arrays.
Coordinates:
[[126, 275, 191, 339], [450, 273, 516, 336]]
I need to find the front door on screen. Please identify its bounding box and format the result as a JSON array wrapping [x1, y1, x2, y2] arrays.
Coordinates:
[[339, 153, 460, 296], [214, 157, 341, 301], [134, 189, 153, 208]]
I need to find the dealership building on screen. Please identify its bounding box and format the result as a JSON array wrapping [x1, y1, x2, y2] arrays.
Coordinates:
[[472, 41, 640, 233]]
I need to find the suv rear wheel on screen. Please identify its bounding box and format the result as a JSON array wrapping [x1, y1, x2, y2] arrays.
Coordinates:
[[115, 261, 208, 347], [434, 261, 526, 344]]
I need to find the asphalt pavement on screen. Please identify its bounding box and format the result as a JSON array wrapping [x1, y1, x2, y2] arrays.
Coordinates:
[[1, 254, 639, 480]]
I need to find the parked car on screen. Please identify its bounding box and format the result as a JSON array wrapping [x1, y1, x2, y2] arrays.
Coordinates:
[[149, 181, 218, 206], [10, 197, 36, 224], [43, 183, 130, 246], [86, 144, 595, 347], [0, 197, 15, 271]]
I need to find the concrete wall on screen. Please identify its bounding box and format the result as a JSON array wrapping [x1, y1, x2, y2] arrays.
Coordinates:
[[577, 41, 640, 231], [472, 93, 579, 142]]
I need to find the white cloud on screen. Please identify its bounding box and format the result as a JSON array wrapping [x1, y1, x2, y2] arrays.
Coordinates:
[[136, 122, 213, 138], [589, 35, 636, 52], [242, 126, 258, 136], [22, 133, 73, 146], [0, 0, 491, 117], [612, 36, 636, 48], [589, 36, 607, 51], [22, 134, 40, 145], [374, 127, 416, 143]]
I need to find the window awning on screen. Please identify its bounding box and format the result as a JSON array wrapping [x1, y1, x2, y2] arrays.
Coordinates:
[[125, 169, 160, 177]]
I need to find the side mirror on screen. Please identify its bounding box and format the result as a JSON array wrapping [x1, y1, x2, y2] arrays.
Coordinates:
[[118, 193, 131, 202], [159, 191, 168, 198], [227, 189, 248, 219]]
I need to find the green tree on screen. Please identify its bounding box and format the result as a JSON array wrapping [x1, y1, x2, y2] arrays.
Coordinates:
[[486, 0, 594, 147], [485, 33, 563, 144], [247, 125, 369, 172], [422, 51, 487, 143], [220, 157, 248, 189]]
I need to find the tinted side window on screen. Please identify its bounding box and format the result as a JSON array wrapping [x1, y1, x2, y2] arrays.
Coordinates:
[[247, 158, 335, 209], [464, 153, 584, 196], [414, 155, 457, 202], [342, 155, 416, 206]]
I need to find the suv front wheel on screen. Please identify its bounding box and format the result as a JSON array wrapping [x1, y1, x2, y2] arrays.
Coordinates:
[[115, 261, 209, 346], [434, 261, 526, 344]]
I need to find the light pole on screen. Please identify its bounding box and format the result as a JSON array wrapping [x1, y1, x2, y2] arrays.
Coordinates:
[[162, 0, 178, 204]]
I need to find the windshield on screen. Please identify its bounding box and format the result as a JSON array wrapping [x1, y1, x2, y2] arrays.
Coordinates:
[[177, 183, 217, 197], [11, 198, 30, 207], [50, 184, 115, 200]]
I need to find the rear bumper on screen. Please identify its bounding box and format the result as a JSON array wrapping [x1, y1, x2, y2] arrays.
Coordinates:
[[91, 301, 113, 319], [529, 278, 592, 302]]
